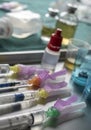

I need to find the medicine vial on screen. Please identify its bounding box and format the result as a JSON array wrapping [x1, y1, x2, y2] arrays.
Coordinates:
[[41, 7, 59, 43], [56, 3, 78, 47]]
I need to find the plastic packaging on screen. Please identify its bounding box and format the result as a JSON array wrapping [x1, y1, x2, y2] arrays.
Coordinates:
[[0, 17, 13, 39], [6, 10, 42, 38], [41, 28, 63, 71], [0, 1, 27, 12]]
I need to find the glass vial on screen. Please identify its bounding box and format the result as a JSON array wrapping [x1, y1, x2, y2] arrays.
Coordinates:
[[41, 28, 63, 71], [56, 3, 78, 47], [41, 8, 59, 43]]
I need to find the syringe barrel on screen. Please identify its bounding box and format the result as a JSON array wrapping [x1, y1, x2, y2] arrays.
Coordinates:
[[0, 109, 45, 129]]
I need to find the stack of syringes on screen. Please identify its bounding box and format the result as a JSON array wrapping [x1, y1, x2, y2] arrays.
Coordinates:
[[0, 64, 86, 130]]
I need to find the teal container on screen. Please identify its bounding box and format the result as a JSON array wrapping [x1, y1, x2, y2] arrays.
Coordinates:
[[71, 53, 91, 92]]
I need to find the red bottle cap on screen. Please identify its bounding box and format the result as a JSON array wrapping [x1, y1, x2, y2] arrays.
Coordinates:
[[47, 28, 63, 52]]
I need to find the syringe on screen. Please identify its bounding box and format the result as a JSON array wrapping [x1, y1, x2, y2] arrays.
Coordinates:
[[0, 90, 37, 104], [0, 89, 69, 115], [0, 83, 33, 93], [10, 64, 50, 79], [0, 81, 70, 105], [0, 75, 66, 93], [10, 64, 67, 79], [0, 99, 37, 115], [0, 64, 49, 79], [0, 68, 67, 91], [0, 81, 21, 88], [0, 95, 86, 130], [0, 109, 45, 130]]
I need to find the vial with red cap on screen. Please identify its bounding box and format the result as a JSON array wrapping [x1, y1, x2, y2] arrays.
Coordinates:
[[41, 28, 63, 71]]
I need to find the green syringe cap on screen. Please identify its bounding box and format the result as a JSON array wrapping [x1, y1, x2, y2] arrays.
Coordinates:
[[46, 107, 60, 118]]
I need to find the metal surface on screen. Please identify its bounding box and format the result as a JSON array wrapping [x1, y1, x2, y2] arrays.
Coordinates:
[[0, 49, 66, 65]]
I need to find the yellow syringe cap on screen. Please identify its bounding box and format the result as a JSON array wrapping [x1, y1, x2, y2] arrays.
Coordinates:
[[38, 88, 49, 99]]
